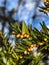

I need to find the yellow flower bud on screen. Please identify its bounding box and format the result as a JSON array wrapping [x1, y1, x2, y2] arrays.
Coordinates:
[[30, 44, 34, 48], [28, 48, 31, 52], [16, 34, 20, 38], [29, 37, 32, 40], [38, 42, 44, 46], [24, 34, 27, 37], [26, 34, 30, 38], [24, 50, 27, 54], [19, 55, 23, 59], [44, 38, 47, 41], [12, 31, 16, 35], [30, 47, 33, 51], [22, 32, 25, 35], [20, 35, 23, 38]]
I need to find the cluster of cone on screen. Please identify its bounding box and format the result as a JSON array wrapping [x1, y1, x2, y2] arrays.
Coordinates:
[[16, 32, 30, 39], [24, 42, 44, 55], [24, 40, 49, 55], [12, 31, 30, 38], [12, 32, 49, 55], [12, 31, 32, 40], [24, 44, 37, 55]]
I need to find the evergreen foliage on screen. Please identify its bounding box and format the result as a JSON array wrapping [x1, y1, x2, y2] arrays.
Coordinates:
[[0, 0, 49, 65]]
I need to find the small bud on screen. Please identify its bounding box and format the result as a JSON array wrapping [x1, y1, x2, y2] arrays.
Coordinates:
[[19, 56, 23, 59], [44, 38, 47, 41], [16, 34, 20, 38], [12, 31, 16, 35], [30, 47, 33, 51], [24, 50, 27, 54], [20, 35, 23, 38], [29, 37, 32, 40], [38, 42, 44, 46], [28, 48, 31, 52], [26, 35, 29, 38], [30, 44, 34, 48], [24, 34, 27, 37]]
